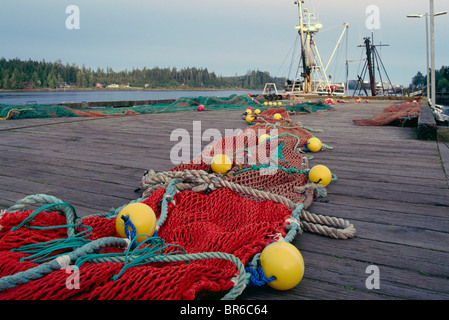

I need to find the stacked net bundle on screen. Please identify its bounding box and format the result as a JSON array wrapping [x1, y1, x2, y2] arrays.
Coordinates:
[[285, 100, 335, 115], [0, 94, 257, 120], [254, 98, 336, 115], [1, 94, 335, 120], [353, 99, 423, 126], [171, 94, 254, 108], [0, 104, 81, 120]]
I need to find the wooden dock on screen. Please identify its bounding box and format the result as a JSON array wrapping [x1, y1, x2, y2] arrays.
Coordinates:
[[1, 100, 448, 300]]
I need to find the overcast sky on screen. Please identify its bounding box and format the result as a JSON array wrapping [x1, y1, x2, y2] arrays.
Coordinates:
[[0, 0, 448, 86]]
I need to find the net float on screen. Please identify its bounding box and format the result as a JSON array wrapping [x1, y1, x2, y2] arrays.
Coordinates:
[[116, 203, 157, 243], [308, 165, 332, 186], [246, 114, 255, 123], [258, 133, 270, 144], [211, 154, 233, 174], [306, 137, 322, 152], [260, 241, 305, 291]]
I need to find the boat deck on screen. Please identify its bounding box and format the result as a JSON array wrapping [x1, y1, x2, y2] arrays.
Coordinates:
[[1, 100, 448, 300]]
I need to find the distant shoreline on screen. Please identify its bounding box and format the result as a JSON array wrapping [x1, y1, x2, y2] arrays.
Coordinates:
[[0, 87, 260, 93]]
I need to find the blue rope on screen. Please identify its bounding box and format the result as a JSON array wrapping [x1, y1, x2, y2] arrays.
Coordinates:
[[121, 215, 137, 249], [303, 143, 310, 152], [245, 266, 275, 286]]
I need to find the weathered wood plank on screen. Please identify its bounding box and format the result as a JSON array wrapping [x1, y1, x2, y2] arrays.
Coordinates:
[[1, 100, 448, 300]]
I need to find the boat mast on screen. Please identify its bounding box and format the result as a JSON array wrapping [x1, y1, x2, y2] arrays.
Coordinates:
[[296, 0, 311, 93], [364, 37, 376, 96]]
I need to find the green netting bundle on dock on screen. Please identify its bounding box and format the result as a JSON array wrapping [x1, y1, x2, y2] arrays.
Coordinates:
[[0, 94, 334, 120]]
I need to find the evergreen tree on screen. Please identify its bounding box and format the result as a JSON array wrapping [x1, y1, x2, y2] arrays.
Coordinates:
[[0, 57, 286, 90]]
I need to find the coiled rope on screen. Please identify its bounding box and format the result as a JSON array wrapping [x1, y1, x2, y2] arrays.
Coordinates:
[[0, 168, 355, 300], [141, 169, 355, 240]]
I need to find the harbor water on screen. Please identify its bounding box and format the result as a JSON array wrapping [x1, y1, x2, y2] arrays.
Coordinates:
[[1, 90, 447, 115], [0, 90, 262, 105]]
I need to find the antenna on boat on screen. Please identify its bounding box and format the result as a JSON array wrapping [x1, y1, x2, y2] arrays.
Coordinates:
[[354, 37, 395, 97]]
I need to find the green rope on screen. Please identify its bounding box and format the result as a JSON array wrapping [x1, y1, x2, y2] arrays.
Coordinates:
[[7, 194, 66, 213], [13, 224, 92, 264], [111, 236, 187, 281], [233, 163, 309, 176], [9, 202, 94, 263], [157, 178, 178, 229], [278, 133, 303, 153], [11, 202, 78, 235], [244, 201, 302, 285], [9, 198, 79, 238], [70, 236, 246, 300], [1, 173, 307, 299], [103, 197, 144, 219]]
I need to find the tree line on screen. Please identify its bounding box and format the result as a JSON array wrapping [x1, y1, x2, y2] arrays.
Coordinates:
[[0, 58, 285, 90], [410, 65, 449, 92]]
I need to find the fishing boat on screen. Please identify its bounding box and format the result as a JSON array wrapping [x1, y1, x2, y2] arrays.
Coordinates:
[[432, 103, 449, 124], [263, 1, 349, 97]]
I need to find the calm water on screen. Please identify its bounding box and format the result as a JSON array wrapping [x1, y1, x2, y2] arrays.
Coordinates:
[[0, 90, 262, 105], [1, 90, 447, 114]]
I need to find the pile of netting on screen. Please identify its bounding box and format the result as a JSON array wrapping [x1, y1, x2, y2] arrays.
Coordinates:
[[353, 98, 423, 126], [0, 94, 335, 120], [0, 104, 354, 300]]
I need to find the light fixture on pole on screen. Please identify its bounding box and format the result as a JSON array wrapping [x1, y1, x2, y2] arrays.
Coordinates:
[[406, 13, 430, 99], [407, 8, 447, 105]]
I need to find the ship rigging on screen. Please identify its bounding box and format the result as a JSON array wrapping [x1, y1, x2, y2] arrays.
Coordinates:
[[263, 0, 349, 97]]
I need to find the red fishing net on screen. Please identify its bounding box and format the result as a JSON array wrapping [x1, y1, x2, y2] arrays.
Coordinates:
[[0, 186, 292, 300], [353, 99, 423, 126], [168, 107, 315, 206], [0, 106, 352, 300]]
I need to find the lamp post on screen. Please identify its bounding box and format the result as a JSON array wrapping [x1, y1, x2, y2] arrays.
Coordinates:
[[406, 13, 430, 99], [407, 8, 447, 106], [430, 0, 435, 107]]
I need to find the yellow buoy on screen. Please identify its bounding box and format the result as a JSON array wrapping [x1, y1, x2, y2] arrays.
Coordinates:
[[263, 102, 268, 106], [254, 108, 261, 115], [211, 154, 233, 174], [308, 165, 332, 186], [246, 114, 255, 123], [246, 109, 252, 115], [277, 101, 282, 106], [258, 134, 270, 144], [273, 113, 282, 120], [306, 137, 322, 152], [268, 102, 273, 106], [116, 203, 157, 243], [260, 241, 305, 291]]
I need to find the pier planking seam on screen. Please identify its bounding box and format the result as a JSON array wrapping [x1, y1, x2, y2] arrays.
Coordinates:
[[0, 101, 448, 300]]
